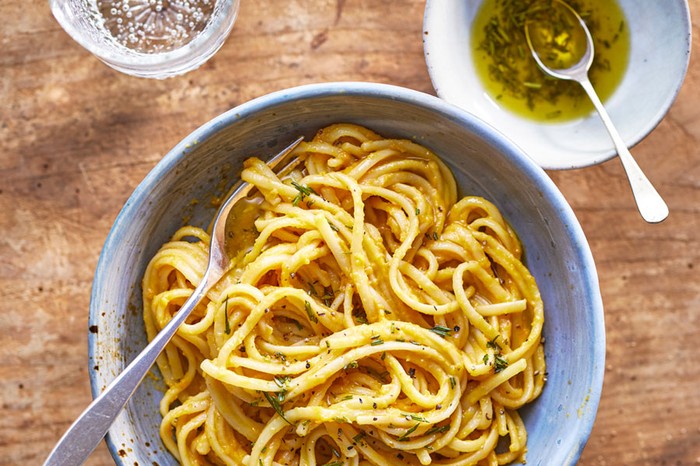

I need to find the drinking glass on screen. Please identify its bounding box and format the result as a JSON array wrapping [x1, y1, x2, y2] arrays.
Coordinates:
[[49, 0, 240, 78]]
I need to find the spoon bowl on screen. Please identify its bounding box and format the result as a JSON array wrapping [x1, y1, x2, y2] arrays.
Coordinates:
[[525, 0, 669, 224], [525, 0, 593, 81]]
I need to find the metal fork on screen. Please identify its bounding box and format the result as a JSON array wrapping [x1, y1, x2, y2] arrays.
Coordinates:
[[43, 136, 304, 466]]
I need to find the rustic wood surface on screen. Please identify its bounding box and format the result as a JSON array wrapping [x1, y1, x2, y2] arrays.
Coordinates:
[[1, 1, 699, 465]]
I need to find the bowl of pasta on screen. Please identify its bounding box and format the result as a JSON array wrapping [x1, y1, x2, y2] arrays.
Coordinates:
[[89, 82, 605, 466]]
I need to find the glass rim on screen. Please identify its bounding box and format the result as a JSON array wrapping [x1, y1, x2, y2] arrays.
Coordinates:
[[49, 0, 240, 78]]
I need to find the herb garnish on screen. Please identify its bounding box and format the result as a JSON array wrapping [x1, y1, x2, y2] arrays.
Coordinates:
[[429, 325, 452, 338], [406, 413, 428, 423], [487, 335, 501, 350], [344, 361, 358, 370], [291, 181, 317, 207], [273, 375, 290, 388], [352, 431, 366, 443], [494, 354, 509, 373], [353, 309, 368, 324], [365, 367, 390, 384], [307, 280, 319, 298], [223, 296, 231, 335], [263, 391, 292, 425], [397, 423, 421, 441], [425, 424, 450, 435], [321, 287, 335, 307], [486, 335, 509, 372], [305, 300, 318, 323]]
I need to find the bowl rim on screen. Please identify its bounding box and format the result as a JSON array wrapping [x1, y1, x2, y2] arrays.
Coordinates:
[[422, 0, 693, 170], [88, 81, 606, 465]]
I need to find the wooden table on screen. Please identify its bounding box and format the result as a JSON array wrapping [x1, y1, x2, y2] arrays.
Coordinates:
[[1, 1, 698, 464]]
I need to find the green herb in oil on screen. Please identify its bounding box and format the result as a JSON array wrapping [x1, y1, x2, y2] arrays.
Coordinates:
[[472, 0, 629, 122]]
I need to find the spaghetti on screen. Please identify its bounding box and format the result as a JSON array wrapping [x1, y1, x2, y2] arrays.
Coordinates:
[[142, 124, 546, 466]]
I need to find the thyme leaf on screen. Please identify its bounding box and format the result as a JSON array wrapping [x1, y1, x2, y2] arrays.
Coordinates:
[[291, 181, 318, 206], [274, 375, 290, 388], [425, 424, 450, 435], [370, 335, 384, 346], [494, 354, 509, 373], [263, 391, 292, 425], [429, 325, 452, 338], [353, 431, 366, 443], [305, 301, 318, 323], [397, 423, 421, 441], [223, 296, 231, 335], [487, 335, 501, 350]]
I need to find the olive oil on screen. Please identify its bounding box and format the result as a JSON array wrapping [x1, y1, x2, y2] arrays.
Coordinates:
[[526, 2, 590, 70], [472, 0, 630, 122]]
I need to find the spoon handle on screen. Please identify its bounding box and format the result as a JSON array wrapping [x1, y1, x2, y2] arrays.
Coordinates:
[[42, 270, 219, 466], [578, 77, 669, 223]]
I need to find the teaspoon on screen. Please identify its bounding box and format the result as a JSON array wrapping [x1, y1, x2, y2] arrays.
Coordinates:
[[525, 0, 669, 223]]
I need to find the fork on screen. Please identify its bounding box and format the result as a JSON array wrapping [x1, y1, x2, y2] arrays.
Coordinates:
[[43, 136, 304, 466]]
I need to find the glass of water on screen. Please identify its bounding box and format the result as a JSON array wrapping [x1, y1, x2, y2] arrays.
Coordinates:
[[49, 0, 240, 78]]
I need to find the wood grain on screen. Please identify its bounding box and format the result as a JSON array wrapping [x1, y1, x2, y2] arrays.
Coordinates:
[[1, 1, 698, 465]]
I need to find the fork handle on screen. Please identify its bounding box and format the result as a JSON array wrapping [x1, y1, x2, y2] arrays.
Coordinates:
[[44, 136, 305, 466], [578, 77, 669, 223], [42, 272, 217, 466]]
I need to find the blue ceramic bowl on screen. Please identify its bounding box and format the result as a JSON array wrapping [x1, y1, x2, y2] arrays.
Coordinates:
[[89, 82, 605, 465]]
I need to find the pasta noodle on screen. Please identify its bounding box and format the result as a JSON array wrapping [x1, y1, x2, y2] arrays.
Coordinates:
[[142, 124, 546, 466]]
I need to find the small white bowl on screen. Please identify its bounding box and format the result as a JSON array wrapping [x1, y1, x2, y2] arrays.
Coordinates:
[[423, 0, 691, 170]]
